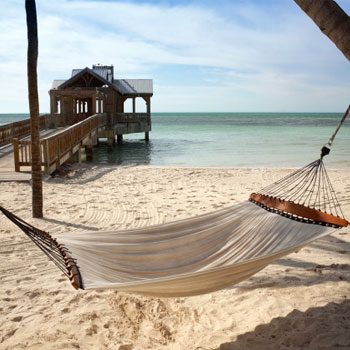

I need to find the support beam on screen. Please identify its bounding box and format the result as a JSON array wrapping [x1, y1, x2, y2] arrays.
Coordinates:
[[98, 97, 102, 113], [13, 138, 20, 172], [92, 95, 97, 115], [142, 96, 151, 115], [50, 91, 57, 115], [85, 145, 93, 161], [67, 149, 81, 164]]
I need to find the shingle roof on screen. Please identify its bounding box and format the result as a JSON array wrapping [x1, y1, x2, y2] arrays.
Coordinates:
[[92, 66, 113, 82], [113, 79, 153, 95], [51, 66, 153, 95], [71, 66, 114, 82], [57, 67, 113, 89]]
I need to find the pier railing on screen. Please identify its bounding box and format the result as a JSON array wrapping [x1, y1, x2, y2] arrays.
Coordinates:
[[110, 113, 150, 124], [0, 114, 53, 148], [14, 114, 107, 174], [12, 112, 150, 174]]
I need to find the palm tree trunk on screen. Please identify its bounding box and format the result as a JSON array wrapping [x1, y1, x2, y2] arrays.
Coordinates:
[[25, 0, 43, 218], [294, 0, 350, 60]]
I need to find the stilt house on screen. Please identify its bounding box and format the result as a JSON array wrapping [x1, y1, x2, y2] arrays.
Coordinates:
[[49, 64, 153, 140]]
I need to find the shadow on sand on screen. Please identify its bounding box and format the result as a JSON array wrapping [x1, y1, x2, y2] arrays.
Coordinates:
[[42, 217, 99, 231], [216, 299, 350, 350]]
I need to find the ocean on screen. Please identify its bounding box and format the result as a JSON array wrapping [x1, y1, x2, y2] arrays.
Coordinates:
[[1, 112, 349, 169]]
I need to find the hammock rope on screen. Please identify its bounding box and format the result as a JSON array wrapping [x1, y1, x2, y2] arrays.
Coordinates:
[[249, 158, 347, 227], [0, 205, 82, 288], [0, 106, 348, 295], [250, 106, 349, 227]]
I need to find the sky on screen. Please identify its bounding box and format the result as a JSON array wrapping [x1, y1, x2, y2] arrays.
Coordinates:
[[0, 0, 350, 113]]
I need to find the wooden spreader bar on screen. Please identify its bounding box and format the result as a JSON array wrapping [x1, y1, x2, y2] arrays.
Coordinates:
[[0, 205, 83, 289], [48, 234, 83, 290], [250, 193, 349, 228]]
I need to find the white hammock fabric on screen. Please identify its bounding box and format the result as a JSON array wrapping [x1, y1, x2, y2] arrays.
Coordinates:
[[55, 201, 336, 297]]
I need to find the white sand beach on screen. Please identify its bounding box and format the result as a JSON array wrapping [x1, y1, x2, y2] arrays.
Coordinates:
[[0, 165, 349, 350]]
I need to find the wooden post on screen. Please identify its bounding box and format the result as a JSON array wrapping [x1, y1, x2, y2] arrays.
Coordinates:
[[146, 97, 151, 114], [49, 93, 57, 128], [42, 139, 50, 175], [144, 96, 151, 141], [87, 98, 92, 117], [85, 146, 93, 161], [50, 91, 56, 115], [92, 95, 96, 115], [117, 134, 123, 144], [67, 95, 74, 125], [67, 149, 81, 164], [13, 138, 20, 172]]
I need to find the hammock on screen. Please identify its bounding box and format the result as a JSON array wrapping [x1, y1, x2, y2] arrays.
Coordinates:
[[1, 107, 349, 297]]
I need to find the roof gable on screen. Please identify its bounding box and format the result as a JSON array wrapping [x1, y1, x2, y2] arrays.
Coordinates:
[[57, 67, 113, 89]]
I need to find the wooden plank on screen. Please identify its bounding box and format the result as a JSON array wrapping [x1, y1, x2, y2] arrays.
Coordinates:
[[0, 172, 31, 182]]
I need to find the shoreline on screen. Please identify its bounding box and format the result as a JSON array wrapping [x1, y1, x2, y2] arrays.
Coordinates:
[[0, 165, 349, 349], [71, 161, 350, 171]]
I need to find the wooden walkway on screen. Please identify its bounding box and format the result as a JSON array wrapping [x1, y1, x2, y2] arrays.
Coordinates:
[[0, 129, 64, 182], [0, 171, 31, 182], [0, 112, 150, 181], [0, 113, 109, 180]]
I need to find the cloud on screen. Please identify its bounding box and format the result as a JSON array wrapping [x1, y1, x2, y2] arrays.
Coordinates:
[[0, 0, 349, 113]]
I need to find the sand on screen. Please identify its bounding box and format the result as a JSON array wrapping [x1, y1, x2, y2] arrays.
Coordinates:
[[0, 165, 349, 350]]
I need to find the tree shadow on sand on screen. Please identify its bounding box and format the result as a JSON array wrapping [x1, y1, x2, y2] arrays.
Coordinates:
[[48, 163, 121, 184], [215, 299, 350, 350]]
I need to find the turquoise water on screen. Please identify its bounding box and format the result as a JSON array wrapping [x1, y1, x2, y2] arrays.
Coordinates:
[[0, 114, 30, 124], [1, 113, 349, 169]]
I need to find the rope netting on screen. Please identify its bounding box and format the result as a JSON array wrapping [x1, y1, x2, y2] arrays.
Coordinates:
[[250, 105, 349, 227], [253, 159, 345, 218], [0, 205, 82, 288]]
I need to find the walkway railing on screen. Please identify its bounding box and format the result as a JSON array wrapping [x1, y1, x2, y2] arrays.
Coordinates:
[[0, 114, 53, 148], [14, 113, 107, 174], [110, 113, 150, 124]]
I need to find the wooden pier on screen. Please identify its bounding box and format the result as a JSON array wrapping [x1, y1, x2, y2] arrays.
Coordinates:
[[0, 114, 57, 181], [4, 112, 151, 175], [0, 64, 153, 178]]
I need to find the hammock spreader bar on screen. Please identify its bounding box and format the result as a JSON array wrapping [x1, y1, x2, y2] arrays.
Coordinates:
[[0, 205, 83, 289], [250, 106, 349, 227], [249, 193, 348, 227]]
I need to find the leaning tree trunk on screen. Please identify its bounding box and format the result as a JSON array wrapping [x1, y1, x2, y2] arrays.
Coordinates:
[[294, 0, 350, 61], [25, 0, 43, 218]]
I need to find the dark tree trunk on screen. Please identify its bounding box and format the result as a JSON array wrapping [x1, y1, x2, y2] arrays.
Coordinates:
[[25, 0, 43, 218], [294, 0, 350, 60]]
